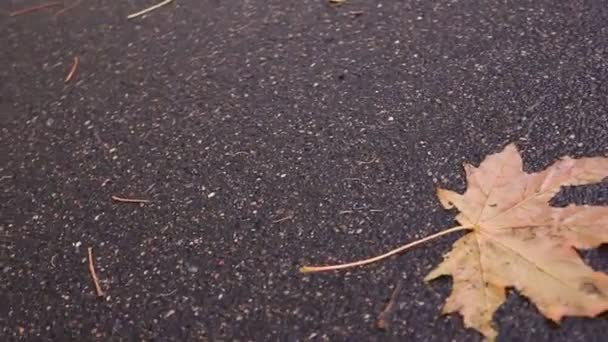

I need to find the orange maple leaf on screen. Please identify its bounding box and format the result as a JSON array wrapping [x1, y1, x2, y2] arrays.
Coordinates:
[[303, 143, 608, 340], [425, 144, 608, 339]]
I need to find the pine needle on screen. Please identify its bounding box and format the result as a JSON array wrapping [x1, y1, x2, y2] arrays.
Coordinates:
[[127, 0, 174, 19], [111, 195, 150, 203], [54, 0, 81, 17], [377, 280, 403, 329], [87, 247, 105, 297], [64, 56, 79, 83], [300, 225, 472, 273], [9, 2, 62, 16]]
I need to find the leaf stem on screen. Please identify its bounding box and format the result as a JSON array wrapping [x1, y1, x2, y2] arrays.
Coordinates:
[[300, 225, 472, 273]]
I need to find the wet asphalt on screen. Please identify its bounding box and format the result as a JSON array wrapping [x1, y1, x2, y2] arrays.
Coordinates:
[[1, 0, 608, 341]]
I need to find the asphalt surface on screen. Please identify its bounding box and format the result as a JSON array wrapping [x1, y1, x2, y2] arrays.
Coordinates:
[[1, 0, 608, 341]]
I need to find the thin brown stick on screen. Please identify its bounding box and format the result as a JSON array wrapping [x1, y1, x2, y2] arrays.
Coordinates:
[[54, 0, 81, 17], [9, 1, 62, 16], [64, 56, 79, 83], [111, 195, 150, 203], [300, 225, 472, 273], [87, 247, 105, 297], [377, 280, 403, 329]]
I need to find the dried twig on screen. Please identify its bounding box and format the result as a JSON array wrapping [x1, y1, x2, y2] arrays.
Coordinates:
[[127, 0, 174, 19], [111, 195, 150, 203], [54, 0, 81, 17], [87, 247, 105, 297], [9, 1, 62, 16], [64, 56, 79, 83], [377, 280, 403, 329]]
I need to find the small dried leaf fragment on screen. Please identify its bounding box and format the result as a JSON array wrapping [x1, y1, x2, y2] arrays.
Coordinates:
[[425, 144, 608, 340]]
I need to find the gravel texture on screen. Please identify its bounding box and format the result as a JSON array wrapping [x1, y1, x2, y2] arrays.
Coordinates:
[[1, 0, 607, 341]]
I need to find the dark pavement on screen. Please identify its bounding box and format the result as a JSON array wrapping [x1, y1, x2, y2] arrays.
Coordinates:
[[1, 0, 608, 341]]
